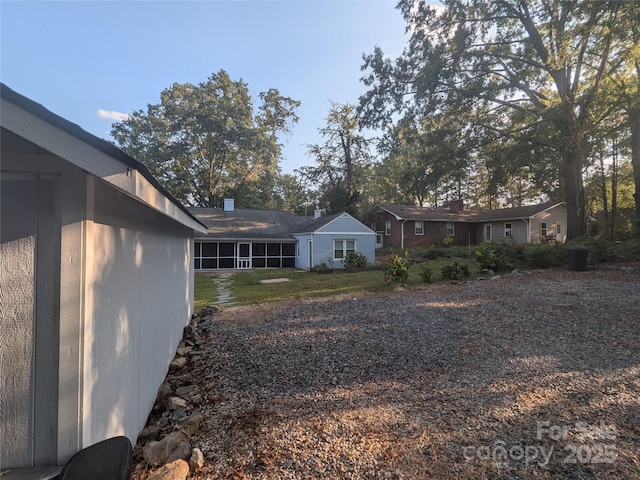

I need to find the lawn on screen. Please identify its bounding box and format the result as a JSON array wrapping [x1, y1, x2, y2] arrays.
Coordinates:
[[194, 258, 478, 309]]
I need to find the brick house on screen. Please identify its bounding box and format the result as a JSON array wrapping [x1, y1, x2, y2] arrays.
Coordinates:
[[366, 201, 567, 249]]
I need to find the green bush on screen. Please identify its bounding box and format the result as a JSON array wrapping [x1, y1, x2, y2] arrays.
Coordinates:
[[420, 264, 433, 283], [475, 244, 510, 272], [343, 251, 369, 269], [524, 244, 567, 268], [440, 261, 470, 280], [383, 252, 411, 284]]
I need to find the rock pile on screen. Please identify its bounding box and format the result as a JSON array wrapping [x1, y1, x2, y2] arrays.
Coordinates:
[[135, 306, 221, 480]]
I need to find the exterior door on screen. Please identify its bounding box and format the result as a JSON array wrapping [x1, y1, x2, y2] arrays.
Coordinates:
[[237, 242, 251, 269], [1, 173, 60, 468], [484, 224, 492, 242]]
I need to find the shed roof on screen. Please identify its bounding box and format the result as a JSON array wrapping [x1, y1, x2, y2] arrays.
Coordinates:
[[0, 83, 206, 233]]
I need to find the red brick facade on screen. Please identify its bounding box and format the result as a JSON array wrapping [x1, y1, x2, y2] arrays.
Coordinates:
[[368, 211, 477, 249]]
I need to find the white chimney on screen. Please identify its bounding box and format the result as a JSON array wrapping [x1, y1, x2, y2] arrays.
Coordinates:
[[313, 209, 322, 220], [223, 198, 235, 212]]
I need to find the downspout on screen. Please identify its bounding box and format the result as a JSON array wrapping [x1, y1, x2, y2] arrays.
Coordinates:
[[401, 220, 407, 249]]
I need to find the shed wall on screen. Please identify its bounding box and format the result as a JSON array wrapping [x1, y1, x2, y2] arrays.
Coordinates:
[[82, 178, 193, 447]]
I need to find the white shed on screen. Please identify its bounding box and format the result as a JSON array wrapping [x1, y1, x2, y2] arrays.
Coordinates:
[[293, 212, 376, 270], [0, 84, 207, 469]]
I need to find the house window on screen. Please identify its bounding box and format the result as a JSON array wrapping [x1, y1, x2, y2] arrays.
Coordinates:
[[334, 240, 355, 260], [541, 222, 547, 238], [556, 223, 562, 235], [385, 221, 392, 235], [415, 221, 424, 235], [484, 224, 492, 242], [376, 234, 383, 245], [505, 223, 512, 237], [445, 222, 455, 236], [370, 223, 376, 231]]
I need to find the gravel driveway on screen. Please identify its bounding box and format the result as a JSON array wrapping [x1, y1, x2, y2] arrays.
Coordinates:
[[136, 266, 640, 479]]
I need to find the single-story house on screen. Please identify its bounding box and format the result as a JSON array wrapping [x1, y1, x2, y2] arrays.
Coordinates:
[[293, 211, 377, 270], [366, 200, 567, 249], [190, 202, 376, 270], [0, 84, 207, 470]]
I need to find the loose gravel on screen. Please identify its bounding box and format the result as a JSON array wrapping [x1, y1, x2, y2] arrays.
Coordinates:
[[135, 265, 640, 479]]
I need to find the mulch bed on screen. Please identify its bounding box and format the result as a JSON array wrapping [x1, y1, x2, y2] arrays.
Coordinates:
[[133, 265, 640, 479]]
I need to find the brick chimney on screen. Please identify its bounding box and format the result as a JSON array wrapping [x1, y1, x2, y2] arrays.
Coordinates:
[[449, 199, 464, 213]]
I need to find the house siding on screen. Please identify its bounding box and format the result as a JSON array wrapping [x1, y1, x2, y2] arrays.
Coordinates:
[[2, 120, 198, 466], [82, 178, 193, 449], [478, 220, 529, 244], [531, 205, 567, 243], [294, 214, 376, 269], [369, 211, 475, 248]]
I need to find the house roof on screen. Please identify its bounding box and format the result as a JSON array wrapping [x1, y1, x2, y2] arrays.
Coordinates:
[[472, 202, 565, 222], [189, 207, 307, 240], [293, 212, 344, 233], [1, 83, 207, 233], [377, 204, 481, 222], [376, 202, 564, 223]]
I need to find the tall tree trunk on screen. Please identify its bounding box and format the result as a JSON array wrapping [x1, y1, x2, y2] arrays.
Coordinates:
[[630, 107, 640, 222], [599, 150, 610, 237], [558, 101, 588, 240], [611, 136, 618, 239]]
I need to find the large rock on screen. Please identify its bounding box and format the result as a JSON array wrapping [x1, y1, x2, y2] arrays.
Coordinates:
[[143, 431, 191, 466], [189, 447, 205, 471], [146, 459, 189, 480], [166, 396, 188, 410], [169, 357, 187, 371]]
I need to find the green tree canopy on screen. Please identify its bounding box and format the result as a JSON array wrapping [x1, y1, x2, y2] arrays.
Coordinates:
[[360, 1, 634, 239], [111, 70, 300, 208], [297, 102, 374, 217]]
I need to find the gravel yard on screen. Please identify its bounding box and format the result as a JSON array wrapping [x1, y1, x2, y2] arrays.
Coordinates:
[[134, 266, 640, 479]]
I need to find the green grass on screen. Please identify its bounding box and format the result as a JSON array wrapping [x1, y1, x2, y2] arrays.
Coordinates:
[[194, 258, 481, 309]]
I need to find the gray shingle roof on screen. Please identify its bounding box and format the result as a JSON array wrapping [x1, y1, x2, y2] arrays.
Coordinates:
[[189, 207, 308, 239], [377, 202, 563, 223]]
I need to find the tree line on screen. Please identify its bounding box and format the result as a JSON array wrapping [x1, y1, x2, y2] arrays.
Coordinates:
[[112, 1, 640, 241]]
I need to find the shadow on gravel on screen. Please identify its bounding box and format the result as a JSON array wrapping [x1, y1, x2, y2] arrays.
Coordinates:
[[161, 270, 640, 478]]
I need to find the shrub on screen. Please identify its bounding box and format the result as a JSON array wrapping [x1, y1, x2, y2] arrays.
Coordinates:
[[383, 251, 411, 284], [420, 264, 433, 283], [343, 251, 368, 269], [475, 244, 509, 272], [523, 244, 567, 268], [440, 261, 470, 280]]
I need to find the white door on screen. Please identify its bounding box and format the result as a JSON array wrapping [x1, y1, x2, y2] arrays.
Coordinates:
[[484, 224, 492, 242], [556, 223, 564, 242], [237, 242, 251, 269]]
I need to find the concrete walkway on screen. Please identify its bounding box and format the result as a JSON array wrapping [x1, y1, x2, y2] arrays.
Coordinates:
[[207, 273, 236, 306]]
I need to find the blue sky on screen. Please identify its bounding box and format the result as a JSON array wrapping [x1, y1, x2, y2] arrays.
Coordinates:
[[1, 1, 409, 174]]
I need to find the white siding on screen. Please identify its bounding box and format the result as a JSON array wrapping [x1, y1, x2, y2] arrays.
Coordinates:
[[316, 214, 374, 234], [82, 178, 193, 448]]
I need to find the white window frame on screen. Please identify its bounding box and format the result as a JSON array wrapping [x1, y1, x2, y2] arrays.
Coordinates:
[[504, 222, 512, 237], [541, 222, 547, 238], [385, 221, 392, 235], [334, 239, 356, 260], [445, 222, 455, 236], [415, 221, 424, 236]]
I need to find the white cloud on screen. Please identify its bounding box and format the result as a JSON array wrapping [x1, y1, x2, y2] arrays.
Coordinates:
[[97, 109, 129, 121]]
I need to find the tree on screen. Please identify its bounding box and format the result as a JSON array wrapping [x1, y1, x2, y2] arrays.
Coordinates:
[[360, 1, 630, 240], [297, 102, 373, 217], [111, 70, 300, 208]]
